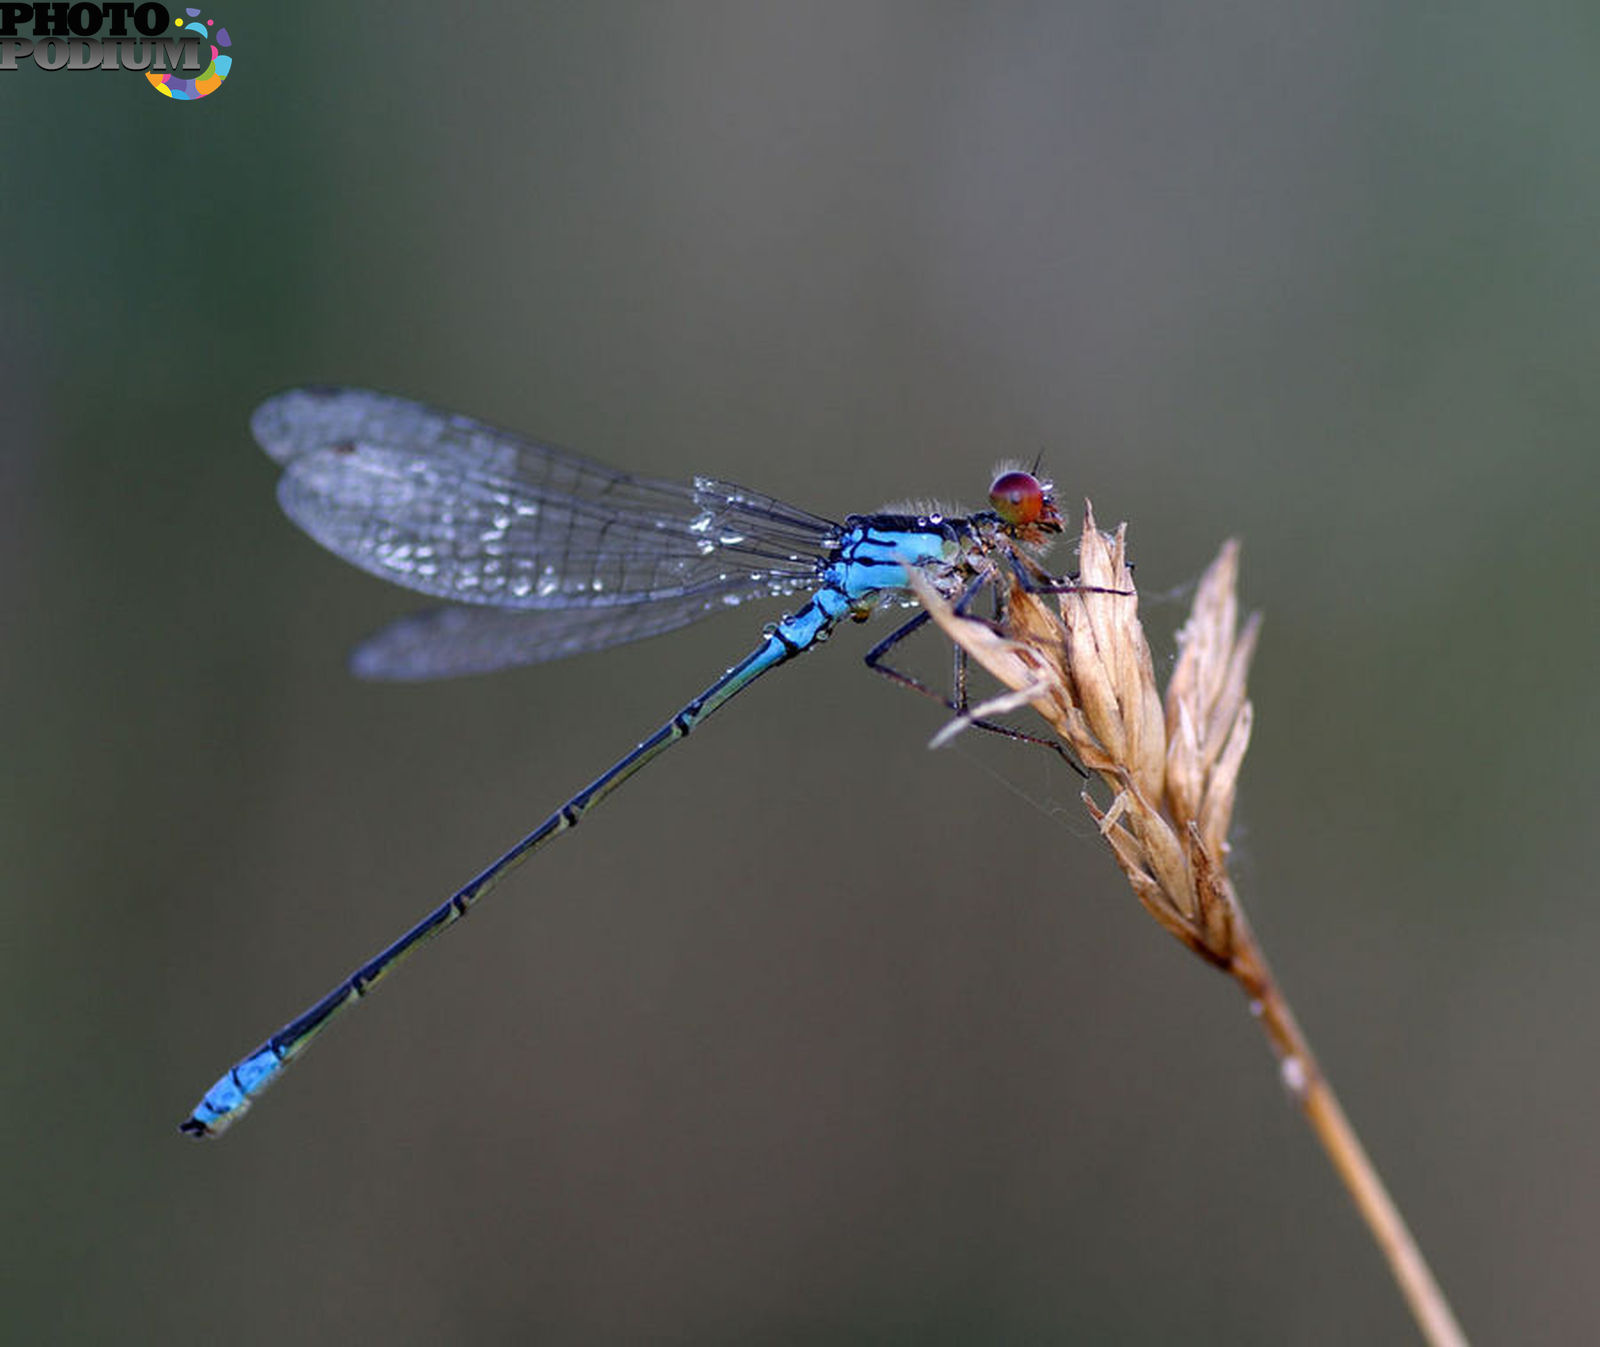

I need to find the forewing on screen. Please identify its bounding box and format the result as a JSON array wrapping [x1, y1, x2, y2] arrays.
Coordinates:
[[254, 388, 837, 609]]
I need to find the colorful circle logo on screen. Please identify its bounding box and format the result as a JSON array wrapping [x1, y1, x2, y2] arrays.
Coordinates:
[[147, 7, 230, 100]]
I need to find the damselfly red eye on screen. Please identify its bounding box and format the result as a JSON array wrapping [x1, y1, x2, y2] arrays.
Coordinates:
[[989, 470, 1047, 526]]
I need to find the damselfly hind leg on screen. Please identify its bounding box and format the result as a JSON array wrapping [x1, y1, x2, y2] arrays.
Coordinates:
[[863, 574, 1087, 776]]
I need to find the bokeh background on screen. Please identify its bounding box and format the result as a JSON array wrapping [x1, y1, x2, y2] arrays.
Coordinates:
[[3, 4, 1595, 1343]]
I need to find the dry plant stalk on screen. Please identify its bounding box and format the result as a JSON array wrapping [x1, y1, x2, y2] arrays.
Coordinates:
[[909, 505, 1469, 1347]]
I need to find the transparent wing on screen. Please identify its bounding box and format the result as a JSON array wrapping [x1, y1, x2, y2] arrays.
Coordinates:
[[253, 388, 839, 609], [350, 592, 767, 681]]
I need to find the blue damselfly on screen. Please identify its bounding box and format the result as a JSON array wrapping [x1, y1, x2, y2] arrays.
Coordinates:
[[182, 387, 1072, 1136]]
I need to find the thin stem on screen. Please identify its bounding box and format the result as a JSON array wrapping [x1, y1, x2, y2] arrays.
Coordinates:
[[1232, 939, 1470, 1347]]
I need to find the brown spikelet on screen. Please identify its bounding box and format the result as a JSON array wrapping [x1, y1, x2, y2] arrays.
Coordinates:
[[908, 506, 1470, 1347], [915, 505, 1258, 972]]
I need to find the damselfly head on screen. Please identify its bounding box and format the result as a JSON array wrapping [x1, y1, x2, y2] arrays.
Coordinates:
[[988, 470, 1063, 540]]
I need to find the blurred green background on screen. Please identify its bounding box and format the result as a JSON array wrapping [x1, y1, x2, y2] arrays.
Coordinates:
[[2, 3, 1594, 1343]]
